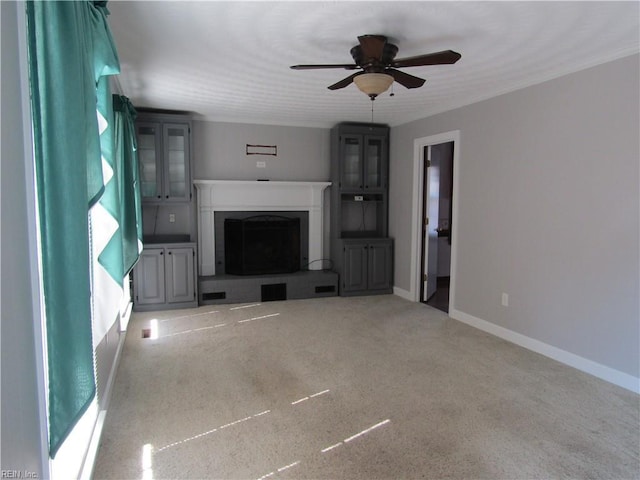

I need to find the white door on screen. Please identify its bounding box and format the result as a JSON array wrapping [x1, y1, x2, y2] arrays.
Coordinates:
[[412, 131, 459, 306], [422, 146, 440, 301]]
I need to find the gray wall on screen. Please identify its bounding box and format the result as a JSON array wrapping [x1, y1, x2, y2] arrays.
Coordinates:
[[1, 1, 48, 475], [191, 120, 333, 259], [389, 54, 640, 378], [192, 121, 330, 181], [144, 119, 331, 240]]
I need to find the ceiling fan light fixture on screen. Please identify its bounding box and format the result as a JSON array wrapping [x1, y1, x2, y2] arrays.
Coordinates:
[[353, 72, 394, 99]]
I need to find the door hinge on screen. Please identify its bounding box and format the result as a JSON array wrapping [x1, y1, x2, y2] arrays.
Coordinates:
[[426, 160, 431, 167], [423, 274, 427, 281], [424, 217, 429, 225]]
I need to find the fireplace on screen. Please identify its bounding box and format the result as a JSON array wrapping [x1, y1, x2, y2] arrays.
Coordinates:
[[225, 215, 300, 275], [215, 210, 308, 274], [194, 180, 331, 276]]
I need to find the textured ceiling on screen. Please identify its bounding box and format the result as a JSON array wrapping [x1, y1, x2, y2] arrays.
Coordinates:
[[107, 1, 639, 128]]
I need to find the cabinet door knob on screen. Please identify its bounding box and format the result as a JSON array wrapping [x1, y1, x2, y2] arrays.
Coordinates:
[[165, 195, 169, 199], [157, 195, 161, 199], [168, 251, 172, 255], [160, 251, 163, 255]]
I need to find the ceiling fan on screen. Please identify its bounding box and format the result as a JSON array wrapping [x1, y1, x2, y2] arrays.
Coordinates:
[[290, 35, 461, 100]]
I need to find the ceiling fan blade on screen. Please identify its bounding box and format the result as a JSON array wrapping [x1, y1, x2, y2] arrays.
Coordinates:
[[387, 69, 426, 89], [392, 50, 461, 68], [358, 34, 387, 61], [290, 64, 359, 70], [327, 72, 361, 90]]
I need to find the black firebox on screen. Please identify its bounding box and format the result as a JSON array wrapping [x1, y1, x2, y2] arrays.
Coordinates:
[[224, 215, 300, 275]]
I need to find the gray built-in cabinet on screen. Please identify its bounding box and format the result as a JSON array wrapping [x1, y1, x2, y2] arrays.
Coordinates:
[[133, 243, 197, 309], [342, 239, 393, 293], [330, 123, 394, 296], [136, 113, 192, 203], [132, 110, 197, 311]]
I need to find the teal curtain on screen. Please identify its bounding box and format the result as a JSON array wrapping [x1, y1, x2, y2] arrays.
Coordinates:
[[96, 84, 124, 285], [113, 95, 143, 275], [95, 2, 124, 285], [26, 0, 120, 457]]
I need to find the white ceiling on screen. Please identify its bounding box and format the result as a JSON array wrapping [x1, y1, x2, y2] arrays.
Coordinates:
[[108, 1, 639, 128]]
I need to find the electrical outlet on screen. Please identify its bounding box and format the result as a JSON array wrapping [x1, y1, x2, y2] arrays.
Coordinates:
[[354, 195, 364, 201], [256, 161, 266, 168], [501, 293, 509, 307], [169, 213, 175, 223]]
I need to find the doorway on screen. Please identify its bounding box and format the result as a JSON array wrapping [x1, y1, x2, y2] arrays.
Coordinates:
[[420, 143, 454, 312], [410, 131, 459, 313]]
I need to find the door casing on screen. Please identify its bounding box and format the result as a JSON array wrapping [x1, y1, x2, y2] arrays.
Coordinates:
[[410, 131, 460, 309]]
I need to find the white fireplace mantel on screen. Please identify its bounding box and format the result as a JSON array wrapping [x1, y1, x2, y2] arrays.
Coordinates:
[[194, 180, 331, 276]]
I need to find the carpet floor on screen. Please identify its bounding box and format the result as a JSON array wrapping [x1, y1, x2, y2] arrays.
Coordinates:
[[93, 295, 639, 479]]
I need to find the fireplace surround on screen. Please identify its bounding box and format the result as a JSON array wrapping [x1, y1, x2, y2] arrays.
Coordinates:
[[194, 180, 331, 276]]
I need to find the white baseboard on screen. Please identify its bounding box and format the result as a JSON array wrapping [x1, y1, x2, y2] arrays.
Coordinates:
[[120, 300, 133, 332], [78, 410, 106, 480], [449, 308, 639, 394], [393, 286, 413, 301]]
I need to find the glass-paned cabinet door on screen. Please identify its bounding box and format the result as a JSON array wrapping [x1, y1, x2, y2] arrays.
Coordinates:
[[364, 135, 385, 189], [163, 124, 190, 201], [340, 135, 363, 189], [137, 123, 162, 200]]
